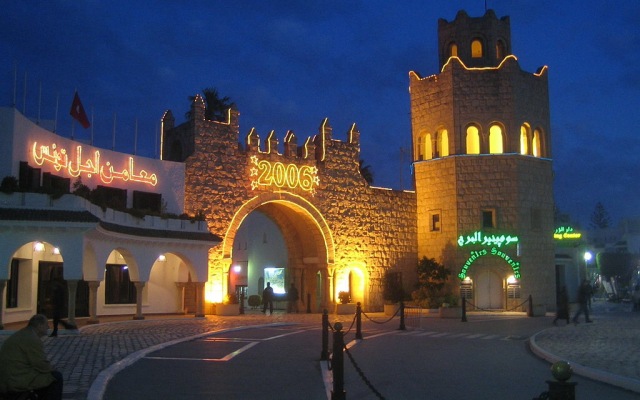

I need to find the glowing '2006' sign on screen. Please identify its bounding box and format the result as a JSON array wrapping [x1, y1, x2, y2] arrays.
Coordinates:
[[249, 155, 320, 195]]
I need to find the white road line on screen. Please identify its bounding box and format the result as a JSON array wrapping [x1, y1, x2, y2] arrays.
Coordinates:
[[145, 341, 259, 362]]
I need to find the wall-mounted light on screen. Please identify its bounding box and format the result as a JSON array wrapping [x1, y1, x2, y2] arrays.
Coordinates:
[[233, 265, 242, 273], [507, 275, 518, 284], [123, 265, 128, 270], [33, 242, 45, 252], [52, 247, 60, 255], [157, 254, 166, 262]]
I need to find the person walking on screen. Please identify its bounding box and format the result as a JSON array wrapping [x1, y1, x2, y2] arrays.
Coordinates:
[[49, 279, 77, 337], [0, 314, 64, 399], [573, 279, 593, 324], [262, 282, 274, 315], [553, 286, 570, 325], [287, 282, 299, 313]]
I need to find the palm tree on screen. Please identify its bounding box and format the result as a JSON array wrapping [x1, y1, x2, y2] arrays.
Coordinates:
[[186, 87, 235, 122], [359, 159, 374, 185]]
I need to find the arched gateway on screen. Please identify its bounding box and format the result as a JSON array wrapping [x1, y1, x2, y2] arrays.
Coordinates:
[[162, 97, 417, 312]]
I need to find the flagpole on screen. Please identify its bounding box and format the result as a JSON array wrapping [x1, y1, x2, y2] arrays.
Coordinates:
[[54, 93, 59, 133], [22, 71, 27, 114], [12, 63, 17, 108], [90, 106, 94, 145], [37, 81, 42, 125], [112, 112, 117, 150], [134, 118, 138, 155]]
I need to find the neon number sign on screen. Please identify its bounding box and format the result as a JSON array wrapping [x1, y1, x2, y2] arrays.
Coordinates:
[[249, 155, 319, 195], [32, 142, 158, 186]]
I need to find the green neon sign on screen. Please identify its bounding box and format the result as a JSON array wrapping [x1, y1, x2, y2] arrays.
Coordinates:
[[457, 231, 518, 248], [457, 231, 521, 280], [554, 226, 582, 240]]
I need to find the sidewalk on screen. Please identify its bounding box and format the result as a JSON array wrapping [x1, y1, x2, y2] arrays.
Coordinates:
[[1, 302, 639, 399], [529, 300, 640, 393]]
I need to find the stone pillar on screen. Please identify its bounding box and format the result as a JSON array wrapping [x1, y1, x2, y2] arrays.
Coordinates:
[[66, 280, 79, 326], [0, 280, 6, 330], [133, 281, 146, 320], [175, 282, 186, 314], [87, 281, 100, 324], [195, 282, 206, 317]]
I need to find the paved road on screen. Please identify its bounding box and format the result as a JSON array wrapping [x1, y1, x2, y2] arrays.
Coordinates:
[[0, 300, 638, 399]]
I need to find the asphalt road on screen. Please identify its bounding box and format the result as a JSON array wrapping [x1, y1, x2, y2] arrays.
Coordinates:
[[103, 315, 639, 400]]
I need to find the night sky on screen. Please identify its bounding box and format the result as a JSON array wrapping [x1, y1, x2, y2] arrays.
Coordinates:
[[1, 1, 638, 227]]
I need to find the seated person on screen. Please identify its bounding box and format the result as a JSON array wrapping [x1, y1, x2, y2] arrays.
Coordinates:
[[0, 314, 63, 399]]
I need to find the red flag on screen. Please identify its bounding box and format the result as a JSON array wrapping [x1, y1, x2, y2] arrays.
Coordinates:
[[70, 91, 90, 129]]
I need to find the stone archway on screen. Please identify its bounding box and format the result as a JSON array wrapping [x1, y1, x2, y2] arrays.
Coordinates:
[[221, 192, 335, 312]]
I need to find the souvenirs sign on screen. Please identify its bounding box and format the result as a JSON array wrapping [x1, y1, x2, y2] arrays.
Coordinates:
[[457, 231, 521, 280]]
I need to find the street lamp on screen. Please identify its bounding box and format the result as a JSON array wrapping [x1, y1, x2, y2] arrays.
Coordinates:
[[583, 251, 593, 280]]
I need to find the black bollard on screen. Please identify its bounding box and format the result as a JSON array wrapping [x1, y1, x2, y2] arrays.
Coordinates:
[[527, 294, 534, 317], [240, 292, 245, 315], [546, 361, 576, 400], [355, 302, 363, 339], [321, 309, 329, 360], [398, 300, 406, 330], [307, 293, 312, 313], [461, 296, 467, 322], [331, 322, 346, 400]]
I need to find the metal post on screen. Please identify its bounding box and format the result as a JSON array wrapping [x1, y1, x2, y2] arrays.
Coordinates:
[[461, 296, 467, 322], [331, 322, 346, 400], [355, 302, 363, 339], [240, 292, 245, 315], [398, 300, 406, 330], [527, 294, 534, 317], [307, 293, 312, 313], [321, 309, 329, 360]]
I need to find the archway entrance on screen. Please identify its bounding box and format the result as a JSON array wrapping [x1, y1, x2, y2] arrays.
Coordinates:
[[223, 192, 334, 313]]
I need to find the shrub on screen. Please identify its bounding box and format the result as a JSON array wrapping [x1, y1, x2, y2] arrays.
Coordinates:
[[338, 291, 351, 304]]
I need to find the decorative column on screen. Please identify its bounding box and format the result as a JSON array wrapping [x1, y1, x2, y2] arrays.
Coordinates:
[[133, 281, 146, 320], [195, 282, 205, 317], [87, 281, 100, 324], [66, 279, 79, 326], [0, 280, 6, 330], [175, 282, 186, 314]]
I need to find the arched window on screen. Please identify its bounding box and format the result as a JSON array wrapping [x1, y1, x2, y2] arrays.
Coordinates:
[[489, 125, 503, 154], [437, 128, 449, 157], [496, 40, 506, 60], [449, 42, 458, 57], [520, 124, 530, 155], [416, 135, 424, 160], [466, 125, 480, 154], [533, 129, 542, 157], [424, 133, 433, 160], [471, 39, 483, 58]]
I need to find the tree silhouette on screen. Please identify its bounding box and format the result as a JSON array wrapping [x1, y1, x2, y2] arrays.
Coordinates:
[[589, 202, 611, 229], [359, 159, 374, 185], [186, 87, 234, 122]]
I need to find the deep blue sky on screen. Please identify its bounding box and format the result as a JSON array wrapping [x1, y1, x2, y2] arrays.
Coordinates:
[[1, 1, 638, 227]]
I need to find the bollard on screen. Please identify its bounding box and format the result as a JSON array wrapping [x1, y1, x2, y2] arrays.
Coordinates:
[[331, 322, 346, 400], [321, 309, 329, 360], [398, 300, 406, 330], [461, 296, 467, 322], [240, 292, 245, 315], [527, 294, 534, 317], [307, 293, 312, 313], [355, 302, 363, 339], [545, 361, 576, 400]]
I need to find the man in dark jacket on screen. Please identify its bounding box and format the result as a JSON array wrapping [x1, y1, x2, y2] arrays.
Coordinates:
[[0, 314, 63, 399], [573, 280, 594, 324]]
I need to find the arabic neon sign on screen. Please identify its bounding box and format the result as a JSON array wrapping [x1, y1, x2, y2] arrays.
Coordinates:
[[31, 142, 158, 186], [249, 155, 319, 195], [457, 231, 519, 248], [554, 226, 582, 240]]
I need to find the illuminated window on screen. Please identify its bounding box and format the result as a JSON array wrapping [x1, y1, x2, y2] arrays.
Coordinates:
[[533, 129, 542, 157], [482, 209, 496, 228], [105, 264, 136, 304], [430, 211, 441, 232], [471, 39, 483, 58], [496, 40, 506, 60], [466, 125, 480, 154], [489, 125, 503, 154], [520, 124, 530, 155], [264, 268, 286, 294], [424, 133, 433, 160], [449, 42, 458, 57], [437, 129, 449, 157], [507, 283, 521, 299]]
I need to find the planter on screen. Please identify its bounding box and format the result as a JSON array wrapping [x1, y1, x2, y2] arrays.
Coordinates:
[[439, 306, 462, 319], [384, 303, 400, 316], [335, 303, 357, 315], [215, 303, 240, 316]]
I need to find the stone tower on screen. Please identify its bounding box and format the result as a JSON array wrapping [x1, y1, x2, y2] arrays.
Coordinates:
[[410, 10, 556, 310]]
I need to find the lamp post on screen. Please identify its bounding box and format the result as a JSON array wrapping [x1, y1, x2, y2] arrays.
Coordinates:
[[583, 251, 593, 281]]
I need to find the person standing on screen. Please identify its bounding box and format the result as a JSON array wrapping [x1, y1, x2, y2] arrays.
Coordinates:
[[553, 286, 570, 325], [262, 282, 274, 315], [573, 280, 593, 324], [287, 282, 300, 313], [50, 279, 77, 337], [0, 314, 63, 399]]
